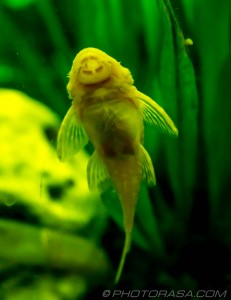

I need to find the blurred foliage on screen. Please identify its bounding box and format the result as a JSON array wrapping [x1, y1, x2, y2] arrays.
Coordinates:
[[0, 0, 231, 297], [0, 218, 109, 275]]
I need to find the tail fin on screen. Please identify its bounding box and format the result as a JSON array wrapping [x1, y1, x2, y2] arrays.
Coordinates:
[[115, 231, 131, 284], [104, 145, 155, 283]]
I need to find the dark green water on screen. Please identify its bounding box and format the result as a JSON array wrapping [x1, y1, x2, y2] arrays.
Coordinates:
[[0, 0, 231, 298]]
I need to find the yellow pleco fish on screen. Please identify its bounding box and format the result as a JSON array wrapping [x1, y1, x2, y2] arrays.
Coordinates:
[[57, 47, 178, 283]]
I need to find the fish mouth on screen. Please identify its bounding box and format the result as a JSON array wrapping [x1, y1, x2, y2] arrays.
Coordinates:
[[77, 58, 111, 84]]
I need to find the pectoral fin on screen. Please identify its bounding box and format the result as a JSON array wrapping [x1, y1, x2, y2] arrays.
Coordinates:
[[139, 145, 156, 186], [57, 105, 89, 161], [136, 91, 178, 136], [87, 151, 111, 191]]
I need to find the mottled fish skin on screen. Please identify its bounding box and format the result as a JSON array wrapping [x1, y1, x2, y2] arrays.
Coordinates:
[[57, 47, 178, 283]]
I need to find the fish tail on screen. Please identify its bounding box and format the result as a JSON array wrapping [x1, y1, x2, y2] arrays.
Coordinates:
[[115, 231, 131, 284], [103, 156, 141, 283]]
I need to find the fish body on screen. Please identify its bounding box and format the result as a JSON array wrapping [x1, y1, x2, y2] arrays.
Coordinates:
[[57, 48, 178, 283]]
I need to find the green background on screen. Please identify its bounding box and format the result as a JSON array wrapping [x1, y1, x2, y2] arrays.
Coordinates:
[[0, 0, 231, 296]]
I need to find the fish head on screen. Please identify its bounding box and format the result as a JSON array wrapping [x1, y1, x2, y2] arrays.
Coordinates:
[[73, 48, 112, 85]]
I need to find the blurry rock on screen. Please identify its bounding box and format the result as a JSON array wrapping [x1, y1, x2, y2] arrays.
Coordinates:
[[0, 89, 106, 234], [0, 89, 110, 299]]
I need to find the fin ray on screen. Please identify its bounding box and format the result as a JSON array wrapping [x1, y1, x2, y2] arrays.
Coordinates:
[[136, 91, 178, 136], [139, 145, 156, 186], [87, 151, 111, 191], [57, 106, 89, 161]]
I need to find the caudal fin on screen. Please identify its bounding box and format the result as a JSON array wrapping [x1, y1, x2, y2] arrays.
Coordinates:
[[115, 231, 131, 284]]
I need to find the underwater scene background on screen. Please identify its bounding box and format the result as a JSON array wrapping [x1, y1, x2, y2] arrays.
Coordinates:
[[0, 0, 231, 298]]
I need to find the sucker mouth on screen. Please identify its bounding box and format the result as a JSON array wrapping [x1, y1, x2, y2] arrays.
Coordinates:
[[77, 61, 111, 85]]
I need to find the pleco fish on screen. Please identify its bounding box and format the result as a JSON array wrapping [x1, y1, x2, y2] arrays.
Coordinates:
[[57, 47, 178, 283]]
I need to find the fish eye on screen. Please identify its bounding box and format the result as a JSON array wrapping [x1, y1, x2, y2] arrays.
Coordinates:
[[96, 65, 103, 72]]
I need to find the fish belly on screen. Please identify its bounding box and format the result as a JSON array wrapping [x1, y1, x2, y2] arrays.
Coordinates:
[[82, 96, 143, 231], [81, 97, 143, 153]]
